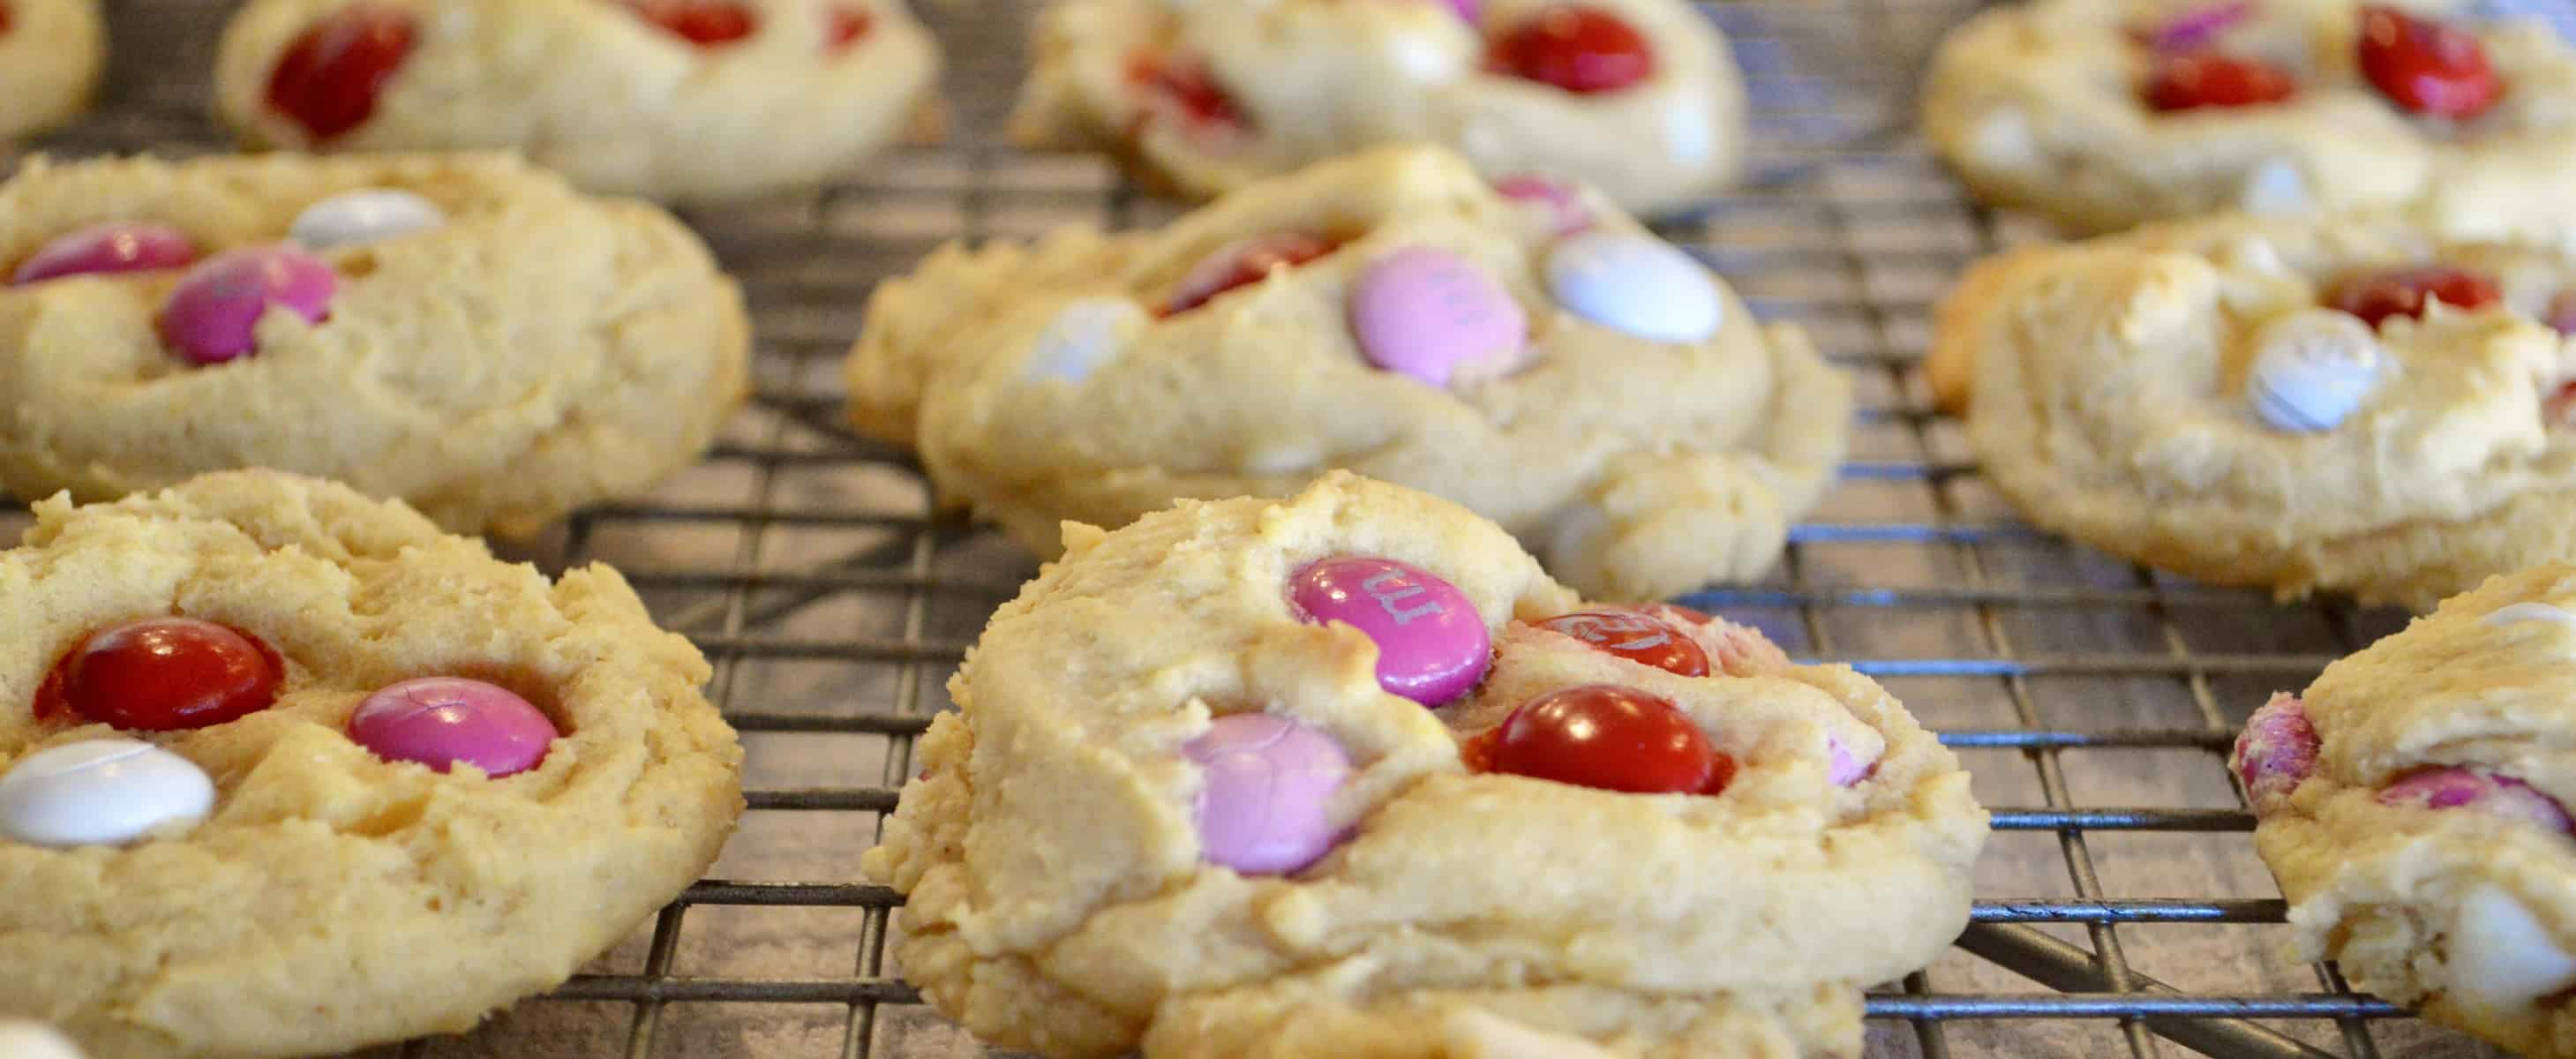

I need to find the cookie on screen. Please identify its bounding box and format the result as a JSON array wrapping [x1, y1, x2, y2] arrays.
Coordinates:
[[2234, 565, 2576, 1057], [213, 0, 942, 203], [845, 146, 1849, 601], [1928, 210, 2576, 609], [0, 151, 750, 537], [0, 469, 744, 1059], [862, 470, 1988, 1059], [1921, 0, 2576, 235], [0, 0, 101, 140], [1008, 0, 1744, 214]]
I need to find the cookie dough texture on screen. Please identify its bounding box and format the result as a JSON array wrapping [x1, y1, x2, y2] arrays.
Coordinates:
[[1929, 212, 2576, 608], [2247, 567, 2576, 1057], [1922, 0, 2576, 235], [863, 473, 1986, 1059], [0, 0, 102, 141], [1010, 0, 1743, 214], [845, 146, 1849, 601], [0, 152, 750, 537], [214, 0, 942, 203], [0, 470, 745, 1059]]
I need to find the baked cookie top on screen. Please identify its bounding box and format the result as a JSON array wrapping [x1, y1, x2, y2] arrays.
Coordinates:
[[846, 145, 1850, 601], [0, 151, 750, 537], [2233, 565, 2576, 1057], [862, 471, 1987, 1059], [0, 0, 103, 141], [1009, 0, 1744, 214], [1922, 0, 2576, 235], [213, 0, 942, 203], [1930, 211, 2576, 608], [0, 470, 743, 1059]]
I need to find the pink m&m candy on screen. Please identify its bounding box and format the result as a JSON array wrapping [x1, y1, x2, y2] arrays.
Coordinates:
[[1348, 247, 1529, 387], [2377, 767, 2574, 833], [1183, 713, 1353, 874], [1492, 175, 1591, 236], [1288, 556, 1490, 704], [13, 222, 199, 284], [158, 244, 337, 365], [2230, 692, 2318, 813], [347, 677, 559, 777]]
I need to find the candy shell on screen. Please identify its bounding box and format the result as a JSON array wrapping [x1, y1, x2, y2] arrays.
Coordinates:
[[1288, 556, 1491, 705], [2485, 602, 2576, 627], [1493, 174, 1591, 236], [13, 222, 199, 284], [1024, 297, 1140, 384], [2231, 691, 2318, 812], [1545, 231, 1722, 343], [347, 677, 560, 777], [1182, 713, 1353, 874], [158, 244, 337, 365], [2377, 766, 2573, 832], [2451, 886, 2576, 1010], [1348, 247, 1529, 387], [290, 189, 447, 250], [0, 739, 214, 847], [2246, 310, 2385, 432]]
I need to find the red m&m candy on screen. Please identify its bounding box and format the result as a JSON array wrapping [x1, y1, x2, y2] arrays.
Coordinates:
[[1487, 6, 1654, 94], [2326, 266, 2500, 327], [1535, 611, 1709, 677], [2142, 53, 2297, 111], [632, 0, 757, 45], [828, 7, 874, 50], [1478, 685, 1730, 794], [348, 677, 559, 778], [1161, 232, 1337, 316], [2357, 5, 2500, 120], [267, 4, 417, 142], [1127, 53, 1243, 131], [35, 617, 283, 732]]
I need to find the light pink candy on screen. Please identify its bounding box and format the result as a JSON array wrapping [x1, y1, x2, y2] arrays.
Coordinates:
[[1288, 556, 1491, 705], [2377, 767, 2574, 833], [14, 222, 199, 284], [2231, 692, 2319, 813], [1348, 247, 1529, 387], [347, 677, 559, 778], [1493, 175, 1593, 236], [1446, 0, 1478, 23], [157, 244, 337, 364], [1183, 713, 1353, 875]]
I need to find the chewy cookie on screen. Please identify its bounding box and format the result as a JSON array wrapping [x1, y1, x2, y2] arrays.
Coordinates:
[[0, 151, 750, 537], [1922, 0, 2576, 235], [0, 0, 101, 141], [845, 146, 1849, 601], [1009, 0, 1744, 214], [863, 471, 1988, 1059], [0, 470, 744, 1059], [2234, 566, 2576, 1057], [1928, 211, 2576, 608], [214, 0, 942, 203]]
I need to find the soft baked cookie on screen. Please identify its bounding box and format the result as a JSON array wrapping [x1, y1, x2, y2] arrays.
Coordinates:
[[1009, 0, 1744, 214], [863, 471, 1988, 1059], [0, 469, 744, 1059], [2234, 565, 2576, 1057], [1922, 0, 2576, 235], [0, 0, 102, 140], [213, 0, 941, 203], [845, 146, 1850, 601], [1928, 210, 2576, 608], [0, 151, 750, 537]]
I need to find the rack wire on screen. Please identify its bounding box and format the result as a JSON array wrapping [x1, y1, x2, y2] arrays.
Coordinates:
[[11, 0, 2572, 1055]]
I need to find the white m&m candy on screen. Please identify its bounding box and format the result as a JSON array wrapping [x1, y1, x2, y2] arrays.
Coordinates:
[[0, 1021, 86, 1059], [1024, 297, 1144, 384], [1545, 231, 1723, 343], [0, 739, 215, 847], [2246, 309, 2387, 432], [289, 189, 447, 251]]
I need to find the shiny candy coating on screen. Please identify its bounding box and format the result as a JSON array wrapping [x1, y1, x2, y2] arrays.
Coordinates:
[[1288, 556, 1491, 705], [1486, 6, 1654, 94], [2484, 601, 2576, 627], [1126, 53, 1243, 130], [2377, 767, 2574, 832], [158, 244, 337, 364], [266, 4, 416, 142], [289, 189, 447, 250], [632, 0, 756, 45], [1481, 685, 1728, 794], [2231, 692, 2319, 813], [1161, 232, 1335, 316], [1492, 174, 1592, 236], [35, 617, 283, 732], [347, 677, 560, 777], [2245, 310, 2386, 432], [14, 222, 199, 284], [1024, 297, 1138, 383], [1181, 713, 1354, 874], [2328, 266, 2501, 327], [2130, 0, 2253, 51], [828, 7, 874, 49], [1546, 231, 1723, 343], [1534, 610, 1709, 677], [1348, 247, 1529, 387], [2143, 52, 2297, 111], [2357, 5, 2500, 120], [0, 739, 215, 847]]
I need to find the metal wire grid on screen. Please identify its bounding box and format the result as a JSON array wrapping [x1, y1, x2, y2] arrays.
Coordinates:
[[7, 0, 2570, 1056]]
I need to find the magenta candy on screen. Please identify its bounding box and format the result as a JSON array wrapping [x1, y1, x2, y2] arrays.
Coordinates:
[[2137, 0, 2252, 51], [1183, 713, 1352, 874], [1446, 0, 1478, 22], [2231, 692, 2318, 813], [14, 222, 199, 284], [1348, 247, 1529, 387], [2377, 767, 2574, 833], [1826, 735, 1876, 786], [1493, 175, 1592, 236], [1288, 556, 1491, 705], [157, 244, 337, 364], [347, 677, 559, 777]]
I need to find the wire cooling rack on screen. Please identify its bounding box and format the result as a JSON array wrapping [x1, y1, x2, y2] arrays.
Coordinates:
[[12, 0, 2576, 1056]]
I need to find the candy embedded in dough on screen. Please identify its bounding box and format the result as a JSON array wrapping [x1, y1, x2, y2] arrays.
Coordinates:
[[2484, 602, 2576, 627], [2245, 309, 2389, 432], [1022, 297, 1145, 384], [2235, 158, 2309, 214], [2448, 885, 2576, 1011]]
